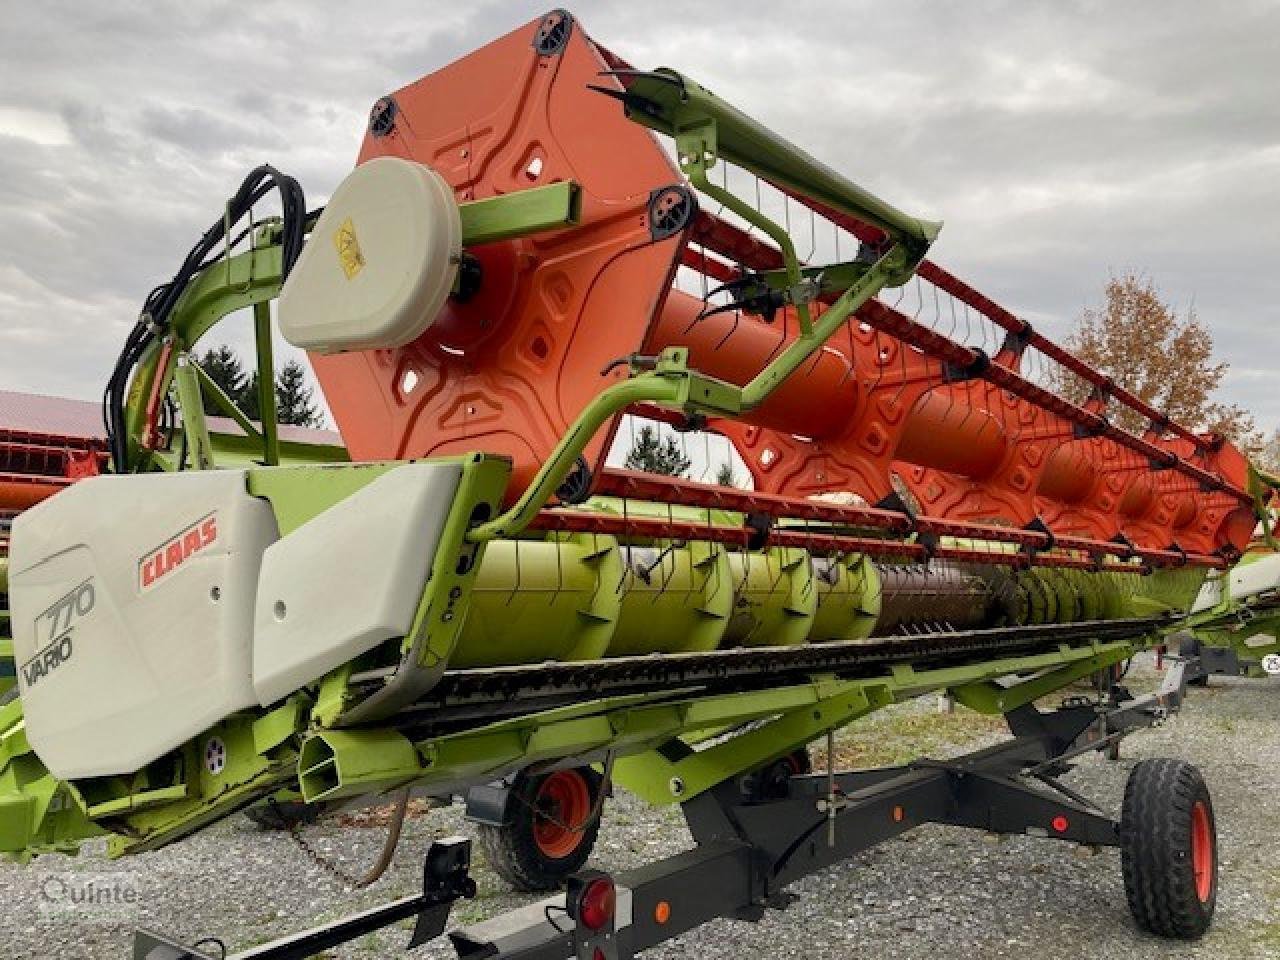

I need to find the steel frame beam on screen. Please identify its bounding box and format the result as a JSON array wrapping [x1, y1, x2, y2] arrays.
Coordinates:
[[134, 837, 477, 960], [446, 679, 1186, 960], [127, 652, 1208, 960]]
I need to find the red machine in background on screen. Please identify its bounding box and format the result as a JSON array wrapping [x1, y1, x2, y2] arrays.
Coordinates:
[[0, 391, 107, 536]]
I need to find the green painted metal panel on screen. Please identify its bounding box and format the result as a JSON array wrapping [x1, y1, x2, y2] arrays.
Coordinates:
[[450, 532, 622, 668], [299, 729, 422, 803], [247, 461, 403, 535], [458, 180, 581, 246]]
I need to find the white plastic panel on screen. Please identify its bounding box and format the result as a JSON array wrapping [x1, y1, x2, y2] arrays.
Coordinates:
[[278, 157, 461, 353], [1229, 552, 1280, 603], [1190, 572, 1224, 615], [252, 462, 462, 705], [8, 472, 278, 779]]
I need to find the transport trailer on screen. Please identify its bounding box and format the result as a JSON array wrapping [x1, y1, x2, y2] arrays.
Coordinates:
[[135, 648, 1217, 958]]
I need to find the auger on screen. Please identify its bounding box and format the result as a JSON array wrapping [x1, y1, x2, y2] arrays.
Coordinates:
[[0, 10, 1271, 957]]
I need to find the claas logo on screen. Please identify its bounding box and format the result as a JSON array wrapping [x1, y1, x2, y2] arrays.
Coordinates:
[[139, 513, 218, 591]]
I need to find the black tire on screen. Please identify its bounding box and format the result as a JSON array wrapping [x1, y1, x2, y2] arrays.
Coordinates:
[[477, 766, 603, 892], [784, 747, 812, 775], [743, 748, 813, 803], [244, 797, 326, 830], [1121, 758, 1217, 939]]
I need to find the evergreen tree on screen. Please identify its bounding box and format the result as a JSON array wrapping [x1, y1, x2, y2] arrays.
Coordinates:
[[624, 425, 691, 477], [241, 370, 262, 422], [274, 359, 321, 427], [195, 346, 322, 428], [196, 345, 248, 415], [714, 461, 739, 487]]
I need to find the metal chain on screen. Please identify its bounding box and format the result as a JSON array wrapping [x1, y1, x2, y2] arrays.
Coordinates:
[[284, 817, 367, 888], [278, 790, 415, 889]]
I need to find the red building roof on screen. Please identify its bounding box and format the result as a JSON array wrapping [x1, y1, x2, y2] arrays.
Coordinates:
[[0, 389, 343, 447]]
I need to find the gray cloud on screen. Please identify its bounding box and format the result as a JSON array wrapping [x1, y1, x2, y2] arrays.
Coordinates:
[[0, 0, 1276, 432]]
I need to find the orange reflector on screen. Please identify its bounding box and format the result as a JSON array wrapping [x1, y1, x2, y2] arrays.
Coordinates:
[[892, 805, 905, 823], [654, 900, 672, 925]]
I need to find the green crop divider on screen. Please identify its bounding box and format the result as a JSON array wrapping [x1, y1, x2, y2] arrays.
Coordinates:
[[1179, 545, 1280, 669]]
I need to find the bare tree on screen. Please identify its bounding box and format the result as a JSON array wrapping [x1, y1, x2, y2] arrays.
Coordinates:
[[1255, 429, 1280, 475], [1056, 272, 1258, 450]]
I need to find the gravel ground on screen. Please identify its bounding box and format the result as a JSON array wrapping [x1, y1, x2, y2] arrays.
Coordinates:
[[3, 654, 1280, 959]]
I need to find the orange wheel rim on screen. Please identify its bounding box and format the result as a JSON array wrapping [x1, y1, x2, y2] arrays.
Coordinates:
[[532, 770, 591, 859], [1190, 800, 1214, 903]]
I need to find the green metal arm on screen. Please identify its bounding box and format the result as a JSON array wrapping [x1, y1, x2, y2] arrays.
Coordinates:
[[192, 360, 263, 445], [120, 182, 583, 474], [608, 68, 941, 273], [172, 356, 214, 470], [739, 244, 905, 409], [123, 239, 285, 472], [466, 348, 742, 542]]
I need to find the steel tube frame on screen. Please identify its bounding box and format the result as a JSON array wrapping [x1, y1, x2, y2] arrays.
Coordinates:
[[137, 678, 1181, 960], [528, 507, 1214, 572], [669, 163, 1247, 505], [590, 468, 1227, 569]]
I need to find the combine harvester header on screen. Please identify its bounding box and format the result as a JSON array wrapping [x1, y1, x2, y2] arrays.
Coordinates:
[[0, 10, 1273, 957]]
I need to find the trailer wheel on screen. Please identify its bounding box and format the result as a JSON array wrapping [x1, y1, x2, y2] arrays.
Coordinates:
[[784, 747, 812, 775], [478, 766, 603, 891], [1121, 758, 1217, 939]]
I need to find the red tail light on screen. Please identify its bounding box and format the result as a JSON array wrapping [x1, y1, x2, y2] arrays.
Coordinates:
[[569, 873, 617, 931]]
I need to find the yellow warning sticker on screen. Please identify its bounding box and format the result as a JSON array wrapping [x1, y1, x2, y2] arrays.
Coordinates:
[[333, 217, 365, 280]]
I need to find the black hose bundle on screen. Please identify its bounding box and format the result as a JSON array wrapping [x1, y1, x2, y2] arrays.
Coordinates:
[[102, 165, 307, 473]]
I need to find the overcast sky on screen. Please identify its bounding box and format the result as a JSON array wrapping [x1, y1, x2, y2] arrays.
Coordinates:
[[0, 1, 1277, 436]]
